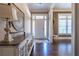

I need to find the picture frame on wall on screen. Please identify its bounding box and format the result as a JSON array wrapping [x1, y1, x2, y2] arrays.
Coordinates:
[[9, 3, 25, 33]]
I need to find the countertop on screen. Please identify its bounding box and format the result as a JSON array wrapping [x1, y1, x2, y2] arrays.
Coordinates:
[[0, 33, 32, 46]]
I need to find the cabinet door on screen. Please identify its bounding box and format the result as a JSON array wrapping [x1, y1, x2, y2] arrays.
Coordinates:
[[25, 43, 28, 56], [27, 39, 33, 55], [19, 46, 25, 56]]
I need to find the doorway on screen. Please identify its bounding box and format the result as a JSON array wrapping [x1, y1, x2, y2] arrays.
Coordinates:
[[32, 14, 48, 40]]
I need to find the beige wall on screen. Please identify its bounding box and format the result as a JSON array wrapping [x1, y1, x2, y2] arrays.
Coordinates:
[[53, 12, 58, 35]]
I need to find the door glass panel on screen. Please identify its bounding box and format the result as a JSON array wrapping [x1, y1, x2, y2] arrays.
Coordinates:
[[32, 20, 35, 37], [44, 20, 47, 38]]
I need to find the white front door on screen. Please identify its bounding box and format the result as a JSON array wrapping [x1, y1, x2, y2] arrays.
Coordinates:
[[35, 19, 45, 38]]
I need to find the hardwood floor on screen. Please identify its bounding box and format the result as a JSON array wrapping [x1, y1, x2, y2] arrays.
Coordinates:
[[31, 40, 71, 56]]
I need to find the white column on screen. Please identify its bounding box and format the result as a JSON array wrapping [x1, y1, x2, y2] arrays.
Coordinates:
[[48, 9, 53, 43]]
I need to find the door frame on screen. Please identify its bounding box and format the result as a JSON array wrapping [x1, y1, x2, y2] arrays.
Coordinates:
[[31, 13, 48, 39]]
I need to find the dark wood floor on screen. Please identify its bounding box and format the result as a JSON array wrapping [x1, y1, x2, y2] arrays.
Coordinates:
[[31, 40, 71, 56]]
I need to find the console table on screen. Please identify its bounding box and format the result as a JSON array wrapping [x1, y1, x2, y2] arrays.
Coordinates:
[[0, 33, 33, 56]]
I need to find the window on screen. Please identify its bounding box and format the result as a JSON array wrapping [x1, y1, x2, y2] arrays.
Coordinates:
[[58, 13, 72, 35], [32, 14, 47, 20]]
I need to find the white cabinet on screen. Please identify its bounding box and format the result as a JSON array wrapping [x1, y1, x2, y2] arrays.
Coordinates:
[[25, 36, 33, 56], [17, 36, 33, 56], [0, 35, 33, 56]]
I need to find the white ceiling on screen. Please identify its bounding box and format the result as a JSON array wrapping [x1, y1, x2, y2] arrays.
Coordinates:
[[27, 3, 72, 13], [27, 3, 52, 13], [53, 3, 72, 9]]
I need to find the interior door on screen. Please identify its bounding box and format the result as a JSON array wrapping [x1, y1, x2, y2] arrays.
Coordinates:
[[35, 19, 45, 38]]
